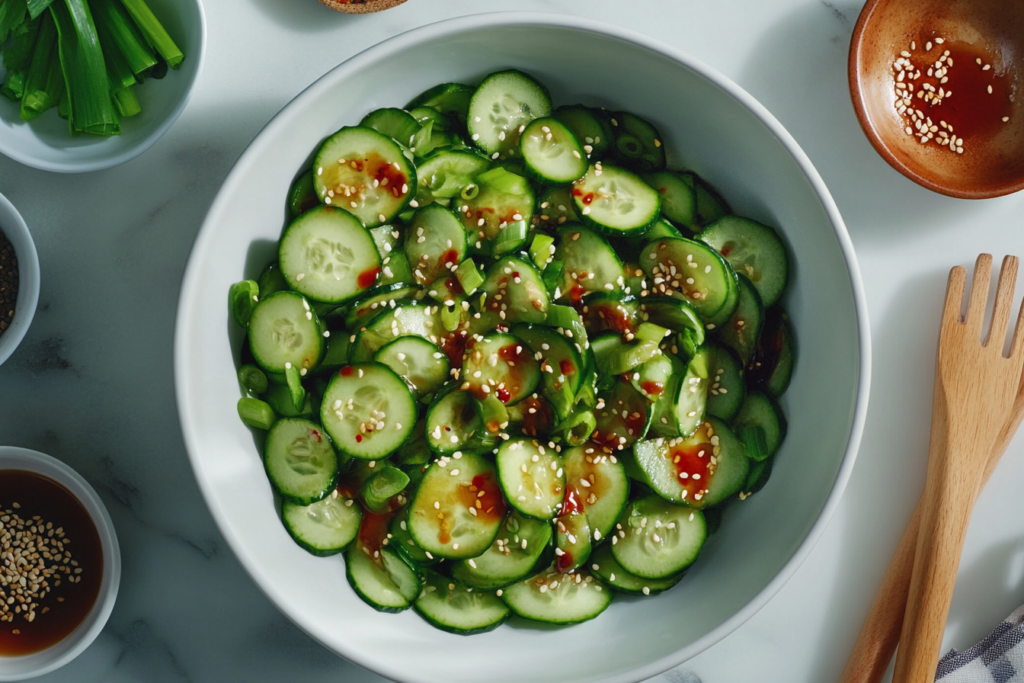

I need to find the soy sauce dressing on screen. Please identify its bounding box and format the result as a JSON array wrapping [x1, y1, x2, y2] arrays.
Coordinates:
[[0, 471, 102, 656]]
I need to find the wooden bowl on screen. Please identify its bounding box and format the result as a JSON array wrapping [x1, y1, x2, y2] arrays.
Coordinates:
[[318, 0, 406, 14], [849, 0, 1024, 198]]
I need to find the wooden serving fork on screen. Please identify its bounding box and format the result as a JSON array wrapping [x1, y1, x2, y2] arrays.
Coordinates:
[[890, 255, 1024, 683]]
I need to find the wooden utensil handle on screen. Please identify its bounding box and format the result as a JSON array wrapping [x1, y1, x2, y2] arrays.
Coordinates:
[[892, 437, 987, 683]]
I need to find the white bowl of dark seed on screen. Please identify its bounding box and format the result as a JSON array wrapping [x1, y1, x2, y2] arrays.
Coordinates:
[[0, 447, 120, 680], [0, 193, 38, 367]]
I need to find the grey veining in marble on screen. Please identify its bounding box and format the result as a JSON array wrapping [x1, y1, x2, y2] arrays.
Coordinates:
[[3, 0, 1024, 681]]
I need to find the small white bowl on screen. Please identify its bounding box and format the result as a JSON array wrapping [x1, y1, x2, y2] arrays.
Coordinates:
[[0, 446, 121, 681], [0, 0, 206, 173], [0, 193, 38, 366]]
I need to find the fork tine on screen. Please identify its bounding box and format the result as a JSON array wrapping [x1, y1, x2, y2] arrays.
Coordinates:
[[1009, 290, 1024, 361], [965, 254, 994, 334], [986, 256, 1019, 349], [943, 265, 968, 327]]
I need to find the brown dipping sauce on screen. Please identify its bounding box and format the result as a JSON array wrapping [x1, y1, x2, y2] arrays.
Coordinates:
[[0, 471, 103, 656]]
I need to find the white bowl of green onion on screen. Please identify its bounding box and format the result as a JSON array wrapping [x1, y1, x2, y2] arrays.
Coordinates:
[[0, 0, 205, 173]]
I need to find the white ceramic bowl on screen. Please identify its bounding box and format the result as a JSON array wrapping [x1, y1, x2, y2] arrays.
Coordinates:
[[0, 193, 39, 366], [0, 446, 121, 681], [175, 13, 870, 683], [0, 0, 206, 173]]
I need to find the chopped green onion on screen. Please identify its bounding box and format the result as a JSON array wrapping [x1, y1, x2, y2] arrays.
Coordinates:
[[237, 397, 276, 431], [284, 366, 306, 412], [360, 466, 409, 514], [19, 12, 61, 121], [606, 341, 660, 375], [458, 182, 479, 200], [476, 395, 508, 434], [476, 167, 530, 195], [739, 425, 769, 462], [542, 259, 564, 296], [118, 0, 182, 69], [454, 258, 483, 295], [237, 364, 268, 395], [51, 0, 120, 136], [556, 409, 596, 446], [228, 280, 259, 327], [636, 322, 669, 344], [528, 233, 555, 271], [491, 220, 528, 256], [441, 303, 461, 333]]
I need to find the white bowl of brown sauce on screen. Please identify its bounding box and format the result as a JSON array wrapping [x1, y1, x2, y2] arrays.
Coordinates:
[[0, 447, 120, 681]]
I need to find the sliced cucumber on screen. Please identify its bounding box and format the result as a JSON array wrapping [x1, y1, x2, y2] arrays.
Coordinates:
[[415, 570, 510, 635], [406, 82, 475, 122], [341, 283, 423, 331], [554, 508, 591, 572], [572, 163, 661, 237], [520, 117, 588, 184], [561, 444, 629, 542], [610, 111, 666, 172], [408, 451, 507, 559], [404, 204, 467, 286], [610, 494, 706, 579], [350, 302, 443, 362], [320, 363, 418, 460], [553, 105, 611, 159], [361, 107, 421, 147], [496, 438, 565, 521], [425, 387, 487, 455], [248, 291, 324, 375], [502, 568, 611, 625], [264, 418, 338, 505], [580, 293, 638, 338], [717, 274, 763, 366], [282, 490, 361, 556], [553, 225, 625, 303], [511, 324, 584, 421], [456, 167, 534, 257], [451, 511, 553, 590], [644, 171, 696, 228], [592, 379, 652, 452], [461, 332, 541, 405], [374, 336, 449, 398], [478, 256, 550, 325], [414, 148, 491, 206], [699, 215, 789, 307], [467, 70, 551, 160], [706, 343, 745, 421], [589, 543, 682, 596], [640, 237, 739, 325], [748, 307, 796, 398], [390, 505, 436, 567], [313, 126, 416, 228], [681, 172, 730, 228], [636, 296, 705, 347], [346, 544, 413, 613], [536, 185, 580, 230], [731, 391, 786, 461], [279, 206, 382, 304]]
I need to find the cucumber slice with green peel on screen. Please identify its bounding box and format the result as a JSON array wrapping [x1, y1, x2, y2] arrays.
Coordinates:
[[610, 494, 706, 579], [346, 543, 413, 613], [732, 391, 787, 461], [520, 117, 588, 184], [501, 567, 611, 625], [248, 291, 324, 374], [579, 293, 638, 338], [408, 451, 507, 559], [748, 307, 796, 398], [672, 345, 711, 438], [506, 394, 556, 439], [496, 438, 565, 521], [425, 388, 483, 455], [592, 379, 652, 452], [640, 237, 740, 325], [706, 343, 745, 421], [553, 105, 611, 159], [390, 505, 437, 566], [319, 363, 418, 460], [553, 225, 625, 303], [279, 205, 382, 304], [456, 167, 534, 257], [409, 106, 453, 131], [631, 417, 748, 508], [360, 107, 421, 147], [340, 283, 423, 331], [282, 490, 361, 556], [561, 444, 629, 542], [478, 256, 550, 325], [467, 70, 551, 160], [511, 323, 584, 421], [313, 126, 416, 228], [451, 511, 553, 590], [413, 149, 491, 206], [374, 336, 449, 399], [415, 570, 510, 635], [264, 418, 339, 505], [572, 163, 661, 237], [264, 383, 315, 419], [404, 204, 467, 286], [636, 296, 705, 347], [554, 508, 592, 573], [610, 112, 666, 172], [288, 170, 319, 218], [630, 352, 675, 401], [635, 219, 684, 248], [461, 332, 541, 405], [589, 543, 682, 596], [257, 261, 290, 298], [644, 171, 696, 228], [349, 302, 443, 362], [406, 82, 475, 122], [682, 172, 731, 228], [717, 274, 763, 366], [699, 215, 788, 307], [536, 185, 579, 230]]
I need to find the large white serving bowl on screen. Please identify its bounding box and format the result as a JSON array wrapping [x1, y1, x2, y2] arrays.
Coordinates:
[[0, 0, 205, 173], [175, 13, 870, 683]]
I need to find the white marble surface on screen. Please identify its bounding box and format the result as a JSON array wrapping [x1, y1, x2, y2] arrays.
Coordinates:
[[2, 0, 1024, 681]]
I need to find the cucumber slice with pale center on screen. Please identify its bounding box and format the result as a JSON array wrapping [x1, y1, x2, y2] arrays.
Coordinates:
[[501, 568, 611, 625], [610, 494, 706, 580], [415, 570, 510, 635], [461, 332, 540, 405], [562, 444, 629, 542], [496, 438, 565, 521], [520, 117, 588, 184], [320, 362, 417, 460], [467, 70, 551, 160], [374, 336, 449, 398], [248, 291, 324, 374], [282, 490, 361, 557], [699, 215, 789, 307], [451, 511, 553, 590], [572, 163, 661, 237], [264, 417, 339, 505], [640, 237, 739, 325]]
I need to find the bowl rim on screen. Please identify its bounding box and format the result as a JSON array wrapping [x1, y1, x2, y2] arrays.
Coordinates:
[[0, 446, 121, 681], [0, 192, 39, 367], [174, 11, 872, 682], [0, 0, 208, 174], [847, 0, 1024, 199]]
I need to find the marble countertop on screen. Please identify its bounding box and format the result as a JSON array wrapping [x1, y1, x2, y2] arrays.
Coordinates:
[[2, 0, 1024, 681]]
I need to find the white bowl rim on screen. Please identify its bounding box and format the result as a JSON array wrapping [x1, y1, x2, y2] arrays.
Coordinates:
[[0, 0, 208, 174], [0, 446, 122, 681], [174, 11, 872, 682], [0, 192, 39, 366]]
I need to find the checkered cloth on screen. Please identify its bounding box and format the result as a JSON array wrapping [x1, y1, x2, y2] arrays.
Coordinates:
[[936, 605, 1024, 682]]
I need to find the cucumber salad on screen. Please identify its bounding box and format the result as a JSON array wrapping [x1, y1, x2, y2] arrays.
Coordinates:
[[229, 69, 796, 634]]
